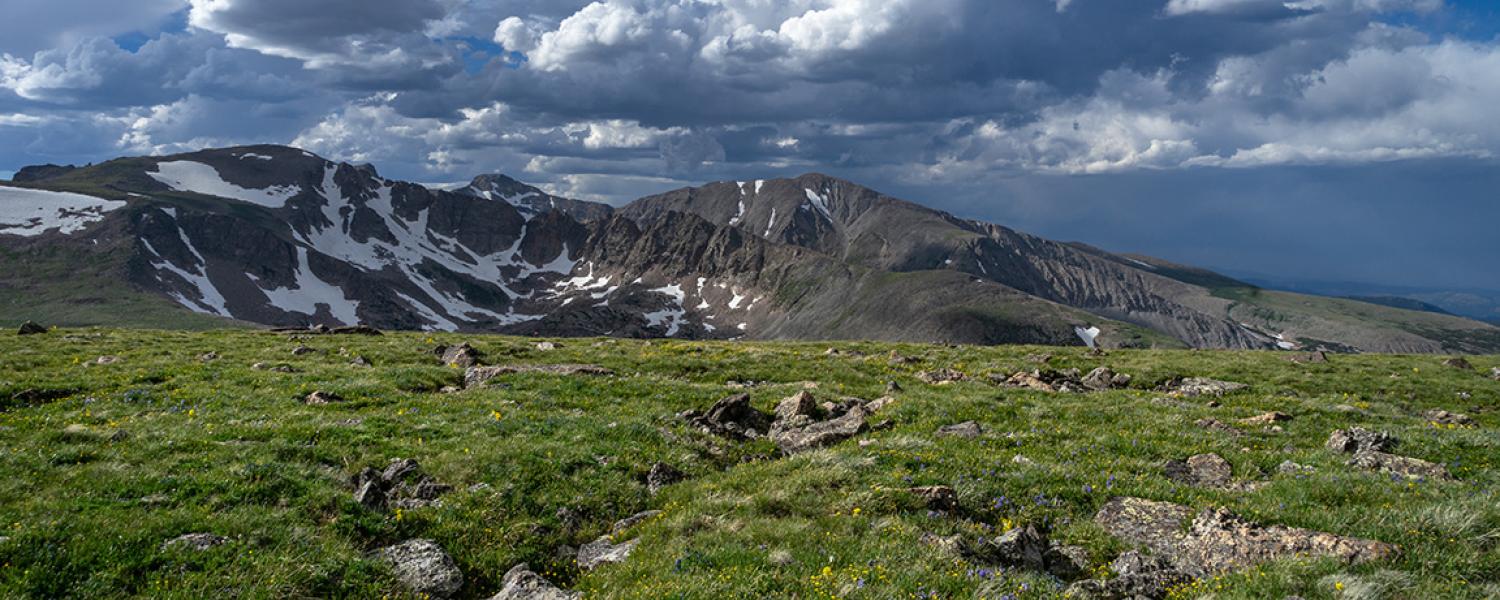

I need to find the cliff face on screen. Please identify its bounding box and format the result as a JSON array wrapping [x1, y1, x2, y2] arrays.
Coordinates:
[[4, 144, 1497, 352]]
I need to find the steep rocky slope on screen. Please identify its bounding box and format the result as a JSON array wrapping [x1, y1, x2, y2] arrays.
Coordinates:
[[3, 145, 1496, 352]]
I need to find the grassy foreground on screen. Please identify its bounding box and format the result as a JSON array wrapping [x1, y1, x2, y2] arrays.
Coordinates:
[[0, 329, 1496, 599]]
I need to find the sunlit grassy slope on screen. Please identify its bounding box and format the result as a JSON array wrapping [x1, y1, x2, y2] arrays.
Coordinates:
[[0, 329, 1496, 598]]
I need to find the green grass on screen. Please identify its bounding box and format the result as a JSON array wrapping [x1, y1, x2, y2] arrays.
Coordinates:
[[1, 330, 1497, 598]]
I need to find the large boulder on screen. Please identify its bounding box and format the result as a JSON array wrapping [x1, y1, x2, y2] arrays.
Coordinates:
[[691, 393, 772, 440], [1442, 357, 1474, 370], [1326, 428, 1397, 454], [771, 406, 869, 453], [488, 564, 578, 600], [17, 321, 47, 335], [377, 539, 464, 598], [774, 391, 820, 422], [1095, 497, 1397, 578], [437, 343, 483, 368]]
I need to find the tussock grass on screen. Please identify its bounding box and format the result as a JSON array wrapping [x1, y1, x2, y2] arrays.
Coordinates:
[[0, 329, 1496, 598]]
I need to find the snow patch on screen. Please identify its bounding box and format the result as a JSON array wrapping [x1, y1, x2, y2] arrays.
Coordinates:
[[253, 246, 361, 325], [141, 234, 229, 316], [764, 207, 777, 237], [803, 188, 832, 221], [0, 186, 126, 237], [237, 153, 273, 161], [1075, 326, 1101, 349], [729, 199, 746, 226], [148, 161, 301, 208]]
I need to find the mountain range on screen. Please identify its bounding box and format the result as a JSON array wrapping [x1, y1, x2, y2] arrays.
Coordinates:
[[2, 145, 1497, 353]]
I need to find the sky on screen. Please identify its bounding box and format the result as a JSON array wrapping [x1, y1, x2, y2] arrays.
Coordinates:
[[1, 0, 1497, 290]]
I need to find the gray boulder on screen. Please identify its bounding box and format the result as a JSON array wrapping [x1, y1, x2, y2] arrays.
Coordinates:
[[647, 462, 685, 495], [1095, 497, 1398, 578], [488, 564, 579, 600], [377, 539, 464, 598], [1065, 550, 1189, 600], [771, 407, 869, 453], [936, 421, 983, 439], [1348, 451, 1454, 481], [437, 343, 483, 368], [1326, 428, 1397, 454], [1163, 453, 1234, 489], [692, 393, 772, 440], [1082, 367, 1132, 391], [17, 321, 47, 335], [1162, 377, 1248, 398], [1422, 409, 1473, 427], [577, 536, 639, 570], [1442, 357, 1473, 370]]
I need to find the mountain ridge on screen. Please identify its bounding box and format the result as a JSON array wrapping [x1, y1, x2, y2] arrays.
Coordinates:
[[3, 144, 1497, 353]]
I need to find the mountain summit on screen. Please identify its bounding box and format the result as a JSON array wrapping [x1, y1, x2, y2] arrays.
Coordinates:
[[3, 145, 1496, 353]]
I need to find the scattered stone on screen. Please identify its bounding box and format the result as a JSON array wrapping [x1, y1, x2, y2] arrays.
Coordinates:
[[1164, 454, 1234, 489], [997, 369, 1087, 393], [349, 355, 373, 367], [17, 321, 47, 335], [1081, 367, 1132, 391], [1348, 451, 1454, 481], [161, 533, 228, 552], [535, 341, 557, 351], [907, 486, 959, 512], [1289, 351, 1329, 364], [1277, 460, 1316, 475], [437, 343, 483, 368], [1095, 497, 1398, 577], [936, 421, 983, 439], [91, 355, 122, 365], [304, 390, 345, 405], [377, 539, 464, 598], [917, 368, 967, 385], [864, 396, 896, 413], [1326, 428, 1397, 454], [611, 510, 663, 535], [1065, 550, 1190, 600], [61, 423, 128, 442], [887, 350, 919, 365], [252, 362, 297, 373], [291, 345, 317, 356], [962, 524, 1087, 579], [646, 462, 685, 495], [1011, 454, 1037, 467], [1160, 377, 1248, 398], [577, 536, 639, 571], [1442, 357, 1474, 370], [351, 459, 453, 511], [1491, 367, 1500, 381], [488, 563, 579, 600], [464, 364, 614, 387], [1025, 353, 1052, 364], [1422, 409, 1473, 426], [198, 352, 219, 362], [1194, 418, 1243, 437], [771, 406, 869, 453], [885, 380, 903, 394], [331, 325, 383, 335], [691, 393, 772, 440], [1239, 412, 1293, 426]]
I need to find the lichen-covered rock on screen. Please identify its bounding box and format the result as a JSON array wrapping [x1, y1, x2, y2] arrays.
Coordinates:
[[1194, 418, 1242, 437], [465, 364, 614, 387], [577, 536, 639, 570], [437, 343, 483, 368], [1348, 451, 1454, 481], [917, 369, 967, 385], [161, 533, 228, 552], [646, 462, 685, 495], [1065, 550, 1189, 600], [771, 407, 868, 453], [1161, 377, 1248, 398], [488, 564, 579, 600], [1239, 412, 1292, 426], [1082, 367, 1132, 391], [692, 393, 772, 440], [774, 391, 820, 422], [1326, 428, 1397, 454], [1422, 409, 1473, 427], [1163, 454, 1234, 489], [377, 539, 464, 598], [936, 421, 983, 439], [961, 524, 1086, 579], [1095, 497, 1398, 578]]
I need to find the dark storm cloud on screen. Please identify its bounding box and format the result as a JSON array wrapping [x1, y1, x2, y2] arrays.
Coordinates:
[[1, 0, 1496, 289]]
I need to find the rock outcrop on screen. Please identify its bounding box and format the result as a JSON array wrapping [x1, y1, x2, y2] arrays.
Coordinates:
[[376, 539, 464, 598]]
